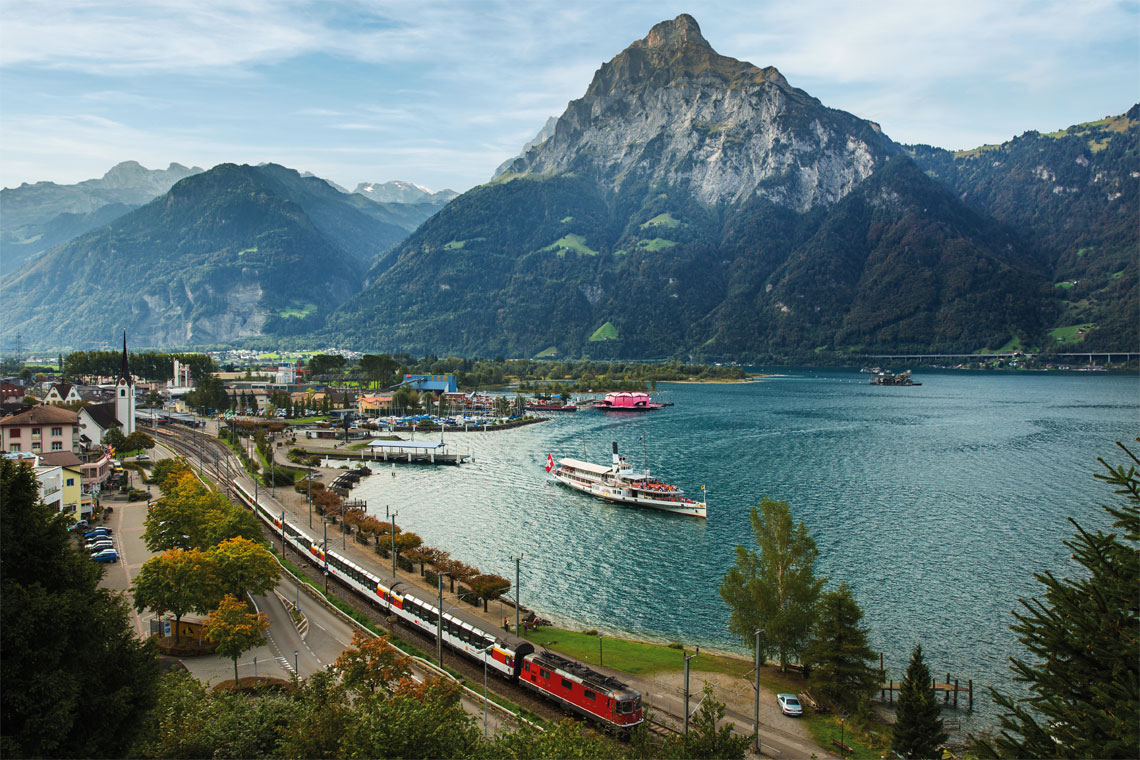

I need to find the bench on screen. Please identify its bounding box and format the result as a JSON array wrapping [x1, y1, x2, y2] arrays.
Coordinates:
[[831, 738, 853, 755]]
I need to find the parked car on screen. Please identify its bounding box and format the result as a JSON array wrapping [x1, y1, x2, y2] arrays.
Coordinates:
[[136, 453, 150, 461], [87, 539, 114, 552], [84, 528, 111, 539], [90, 549, 119, 563], [69, 519, 90, 531], [776, 693, 803, 717]]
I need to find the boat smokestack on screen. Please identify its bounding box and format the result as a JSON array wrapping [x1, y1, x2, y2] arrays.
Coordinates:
[[612, 441, 620, 466]]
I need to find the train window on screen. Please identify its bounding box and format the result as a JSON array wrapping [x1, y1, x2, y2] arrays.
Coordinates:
[[539, 668, 550, 680], [585, 690, 596, 701], [523, 662, 530, 672], [617, 701, 633, 714], [561, 678, 572, 691]]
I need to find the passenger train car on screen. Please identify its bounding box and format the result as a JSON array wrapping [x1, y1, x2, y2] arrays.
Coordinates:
[[232, 480, 643, 731]]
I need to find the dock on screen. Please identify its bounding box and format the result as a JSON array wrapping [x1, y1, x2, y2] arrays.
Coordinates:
[[297, 440, 472, 466], [879, 674, 973, 711]]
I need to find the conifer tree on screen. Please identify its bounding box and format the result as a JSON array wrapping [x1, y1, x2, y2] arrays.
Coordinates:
[[975, 440, 1140, 759], [892, 643, 947, 759], [803, 582, 880, 711]]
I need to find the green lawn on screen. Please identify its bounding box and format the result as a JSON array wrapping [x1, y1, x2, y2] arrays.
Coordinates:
[[1049, 323, 1093, 344], [588, 321, 619, 341], [534, 346, 559, 358], [640, 212, 681, 229], [639, 238, 677, 251], [522, 626, 751, 678], [277, 302, 316, 318], [804, 713, 887, 760], [541, 233, 598, 256], [1053, 281, 1077, 289]]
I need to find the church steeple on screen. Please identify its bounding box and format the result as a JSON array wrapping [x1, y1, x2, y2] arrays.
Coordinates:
[[119, 329, 132, 386]]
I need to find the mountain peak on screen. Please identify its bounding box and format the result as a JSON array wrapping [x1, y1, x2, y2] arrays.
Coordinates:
[[643, 14, 709, 52]]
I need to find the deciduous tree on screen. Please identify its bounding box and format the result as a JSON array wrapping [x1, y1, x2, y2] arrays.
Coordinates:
[[975, 440, 1140, 759], [209, 536, 280, 601], [719, 498, 825, 669], [203, 594, 269, 685], [892, 644, 947, 759], [131, 548, 218, 644], [674, 684, 751, 759], [467, 573, 511, 611], [332, 631, 412, 697], [802, 582, 881, 712]]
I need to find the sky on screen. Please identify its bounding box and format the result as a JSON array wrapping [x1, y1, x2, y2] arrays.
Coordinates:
[[1, 0, 1137, 194]]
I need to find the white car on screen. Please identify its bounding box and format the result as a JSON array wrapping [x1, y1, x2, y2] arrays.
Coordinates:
[[776, 693, 803, 717]]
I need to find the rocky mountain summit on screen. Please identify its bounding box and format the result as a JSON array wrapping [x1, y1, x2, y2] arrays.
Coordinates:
[[500, 14, 897, 211], [353, 180, 458, 204]]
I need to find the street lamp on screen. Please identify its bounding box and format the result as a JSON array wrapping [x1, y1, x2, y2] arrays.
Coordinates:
[[753, 628, 763, 753], [599, 632, 604, 668]]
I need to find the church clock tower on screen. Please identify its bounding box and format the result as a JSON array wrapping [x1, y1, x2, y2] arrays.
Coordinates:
[[115, 330, 136, 435]]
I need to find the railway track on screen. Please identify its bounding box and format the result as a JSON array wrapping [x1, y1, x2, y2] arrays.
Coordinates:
[[156, 426, 695, 742]]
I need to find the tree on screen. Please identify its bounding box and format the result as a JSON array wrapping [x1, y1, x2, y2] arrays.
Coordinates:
[[209, 536, 280, 601], [491, 718, 623, 759], [0, 458, 160, 758], [466, 574, 511, 611], [146, 389, 163, 407], [892, 644, 948, 759], [309, 353, 347, 376], [144, 470, 261, 551], [332, 631, 412, 697], [150, 456, 191, 491], [719, 498, 825, 669], [802, 582, 881, 711], [203, 594, 269, 685], [673, 684, 751, 759], [125, 430, 155, 453], [361, 353, 399, 387], [975, 440, 1140, 759], [339, 678, 481, 759], [131, 548, 218, 644], [103, 425, 127, 452]]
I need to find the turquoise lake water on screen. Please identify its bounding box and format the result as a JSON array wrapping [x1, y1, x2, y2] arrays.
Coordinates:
[[351, 369, 1138, 724]]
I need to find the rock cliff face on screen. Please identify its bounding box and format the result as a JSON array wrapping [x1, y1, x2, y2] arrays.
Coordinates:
[[502, 15, 898, 211]]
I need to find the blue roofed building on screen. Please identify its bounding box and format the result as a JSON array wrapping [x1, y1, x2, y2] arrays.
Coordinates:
[[394, 374, 458, 393]]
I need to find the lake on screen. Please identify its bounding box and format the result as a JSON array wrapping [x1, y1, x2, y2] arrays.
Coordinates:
[[351, 369, 1138, 725]]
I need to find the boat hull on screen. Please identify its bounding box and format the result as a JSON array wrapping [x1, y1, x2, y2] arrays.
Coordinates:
[[552, 472, 706, 518]]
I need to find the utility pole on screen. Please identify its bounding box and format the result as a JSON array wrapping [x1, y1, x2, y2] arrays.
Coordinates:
[[323, 520, 329, 594], [754, 629, 762, 753], [511, 554, 523, 636], [437, 571, 444, 666], [280, 510, 286, 558], [683, 646, 700, 737], [307, 469, 312, 528], [390, 511, 399, 581]]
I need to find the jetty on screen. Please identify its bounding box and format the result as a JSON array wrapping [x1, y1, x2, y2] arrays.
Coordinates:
[[298, 440, 472, 465], [879, 674, 973, 711]]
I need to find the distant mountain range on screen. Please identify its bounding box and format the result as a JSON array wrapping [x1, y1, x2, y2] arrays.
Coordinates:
[[1, 15, 1135, 357], [1, 161, 203, 275]]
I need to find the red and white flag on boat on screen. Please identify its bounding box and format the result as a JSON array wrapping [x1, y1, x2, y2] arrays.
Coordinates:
[[545, 453, 555, 473]]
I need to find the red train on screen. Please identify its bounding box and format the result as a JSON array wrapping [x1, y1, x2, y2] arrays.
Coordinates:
[[238, 481, 643, 732]]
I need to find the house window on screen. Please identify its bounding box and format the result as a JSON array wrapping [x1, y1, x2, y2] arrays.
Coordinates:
[[8, 444, 19, 452], [32, 428, 40, 435], [52, 442, 63, 451], [51, 427, 62, 436], [32, 442, 41, 451], [9, 429, 18, 437], [66, 478, 75, 486]]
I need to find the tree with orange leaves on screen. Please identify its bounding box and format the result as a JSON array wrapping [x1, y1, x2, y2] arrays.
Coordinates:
[[202, 593, 269, 686], [332, 630, 412, 697]]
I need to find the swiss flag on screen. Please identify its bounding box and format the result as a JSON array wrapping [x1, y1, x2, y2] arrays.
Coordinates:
[[545, 454, 555, 473]]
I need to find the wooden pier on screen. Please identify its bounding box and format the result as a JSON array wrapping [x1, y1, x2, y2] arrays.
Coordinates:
[[879, 674, 973, 711], [296, 441, 471, 466]]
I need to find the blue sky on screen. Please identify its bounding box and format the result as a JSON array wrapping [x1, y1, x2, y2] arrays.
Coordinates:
[[1, 0, 1137, 193]]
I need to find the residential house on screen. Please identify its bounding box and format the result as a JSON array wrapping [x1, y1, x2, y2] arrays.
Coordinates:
[[0, 405, 79, 454], [1, 383, 26, 404], [358, 395, 394, 416], [43, 382, 83, 406], [77, 402, 122, 448], [38, 451, 88, 517]]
